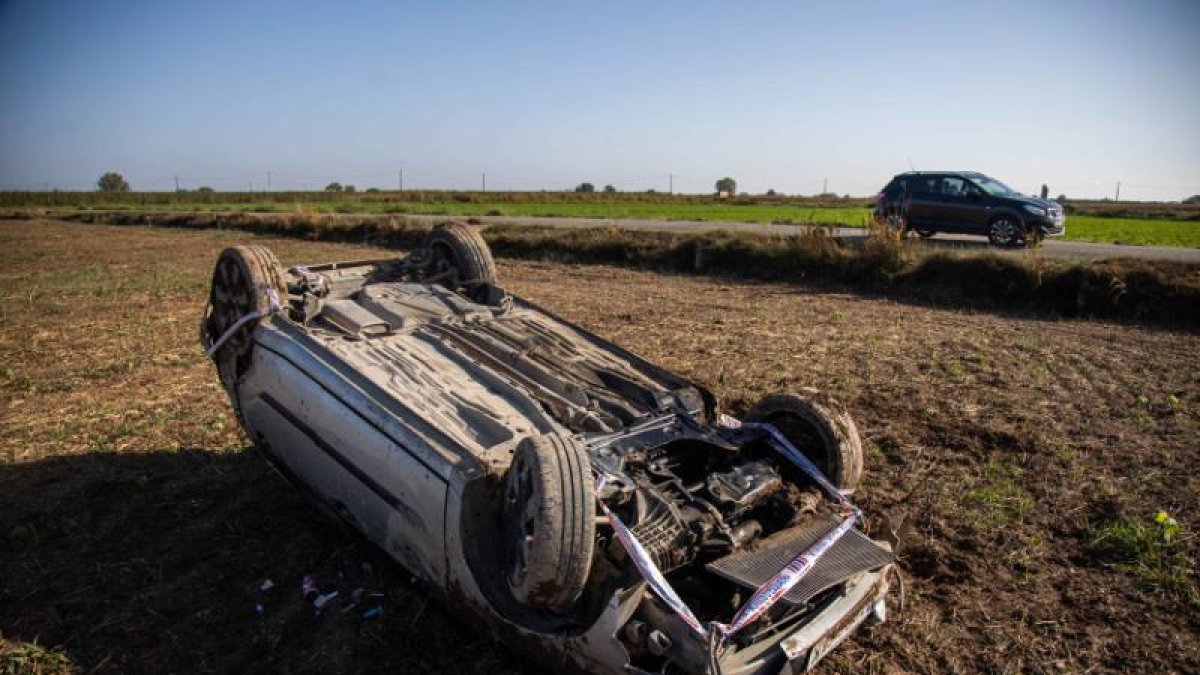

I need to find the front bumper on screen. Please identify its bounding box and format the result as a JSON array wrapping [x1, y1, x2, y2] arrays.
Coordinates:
[[712, 566, 892, 675], [1030, 214, 1066, 237]]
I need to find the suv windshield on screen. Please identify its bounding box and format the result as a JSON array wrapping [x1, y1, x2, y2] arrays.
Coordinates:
[[973, 175, 1019, 197]]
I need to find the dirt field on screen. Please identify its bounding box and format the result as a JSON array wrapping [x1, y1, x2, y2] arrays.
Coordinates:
[[2, 219, 1197, 674]]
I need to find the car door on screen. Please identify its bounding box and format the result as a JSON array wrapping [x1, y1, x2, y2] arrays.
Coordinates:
[[934, 176, 977, 233], [958, 180, 991, 233], [240, 328, 452, 585], [905, 175, 940, 228]]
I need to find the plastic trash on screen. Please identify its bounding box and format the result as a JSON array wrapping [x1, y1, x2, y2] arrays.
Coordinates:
[[260, 579, 275, 592], [362, 606, 382, 620], [314, 591, 339, 611], [301, 575, 319, 601]]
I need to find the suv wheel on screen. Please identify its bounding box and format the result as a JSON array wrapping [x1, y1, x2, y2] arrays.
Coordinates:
[[987, 216, 1019, 248]]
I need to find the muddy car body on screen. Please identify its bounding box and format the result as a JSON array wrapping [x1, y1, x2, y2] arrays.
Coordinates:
[[201, 223, 895, 674]]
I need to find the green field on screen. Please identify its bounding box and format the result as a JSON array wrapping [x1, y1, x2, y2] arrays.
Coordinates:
[[1061, 215, 1200, 248], [4, 188, 1199, 247]]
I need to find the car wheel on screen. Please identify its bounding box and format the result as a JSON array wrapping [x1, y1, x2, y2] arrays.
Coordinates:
[[746, 389, 864, 491], [424, 222, 500, 304], [987, 216, 1019, 248], [502, 433, 595, 612], [916, 228, 935, 239], [205, 245, 287, 382]]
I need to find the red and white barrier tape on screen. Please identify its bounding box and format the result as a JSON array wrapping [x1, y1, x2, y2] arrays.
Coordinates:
[[204, 287, 283, 359], [595, 413, 860, 662]]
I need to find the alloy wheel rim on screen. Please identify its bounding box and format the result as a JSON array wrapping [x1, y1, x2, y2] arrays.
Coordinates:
[[991, 218, 1016, 245]]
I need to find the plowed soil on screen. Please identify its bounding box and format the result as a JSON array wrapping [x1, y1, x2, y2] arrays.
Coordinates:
[[2, 220, 1197, 674]]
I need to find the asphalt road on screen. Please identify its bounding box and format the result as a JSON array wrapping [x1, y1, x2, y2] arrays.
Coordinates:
[[404, 214, 1200, 263]]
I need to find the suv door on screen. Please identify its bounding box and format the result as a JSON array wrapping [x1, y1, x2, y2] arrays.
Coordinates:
[[905, 174, 940, 229], [934, 175, 980, 233]]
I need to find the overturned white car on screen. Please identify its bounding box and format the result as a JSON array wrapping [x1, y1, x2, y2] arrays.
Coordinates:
[[201, 223, 894, 674]]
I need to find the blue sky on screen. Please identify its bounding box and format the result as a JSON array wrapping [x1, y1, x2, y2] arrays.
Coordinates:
[[1, 0, 1197, 199]]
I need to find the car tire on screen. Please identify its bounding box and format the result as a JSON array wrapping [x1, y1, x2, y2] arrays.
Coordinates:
[[746, 389, 864, 491], [424, 222, 500, 304], [916, 228, 935, 239], [206, 245, 288, 381], [502, 433, 595, 613], [987, 216, 1019, 248]]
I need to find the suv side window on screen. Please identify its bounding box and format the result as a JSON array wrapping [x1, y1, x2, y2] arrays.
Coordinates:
[[884, 178, 906, 198], [939, 176, 967, 196], [909, 175, 938, 195]]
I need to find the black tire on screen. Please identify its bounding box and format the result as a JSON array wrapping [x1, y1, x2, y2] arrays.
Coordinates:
[[916, 228, 935, 239], [424, 222, 498, 304], [502, 433, 595, 613], [746, 389, 864, 491], [206, 245, 287, 382], [987, 215, 1019, 248]]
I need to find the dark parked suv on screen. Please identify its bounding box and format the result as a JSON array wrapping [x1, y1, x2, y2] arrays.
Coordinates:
[[874, 171, 1065, 247]]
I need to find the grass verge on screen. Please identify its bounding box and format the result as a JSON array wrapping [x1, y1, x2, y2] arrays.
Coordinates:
[[6, 199, 1200, 247], [18, 210, 1200, 327]]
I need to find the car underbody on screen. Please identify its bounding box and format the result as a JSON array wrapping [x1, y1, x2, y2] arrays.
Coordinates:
[[202, 223, 895, 674]]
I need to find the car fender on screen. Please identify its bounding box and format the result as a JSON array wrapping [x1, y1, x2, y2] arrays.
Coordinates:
[[987, 207, 1025, 229]]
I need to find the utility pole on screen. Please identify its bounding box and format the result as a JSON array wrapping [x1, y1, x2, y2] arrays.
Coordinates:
[[174, 175, 180, 192], [398, 169, 403, 192], [823, 178, 828, 195], [267, 171, 271, 192], [249, 181, 253, 192], [482, 172, 486, 192], [1115, 181, 1121, 201], [669, 174, 673, 195]]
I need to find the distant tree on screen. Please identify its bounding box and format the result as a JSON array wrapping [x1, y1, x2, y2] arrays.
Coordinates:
[[603, 184, 616, 193], [575, 182, 595, 193], [97, 171, 130, 192], [1056, 194, 1068, 203], [766, 188, 777, 196], [1040, 184, 1049, 199], [645, 189, 657, 194], [343, 185, 356, 193], [1184, 195, 1200, 205], [197, 186, 214, 194], [365, 187, 380, 193], [325, 182, 343, 192], [715, 177, 737, 195]]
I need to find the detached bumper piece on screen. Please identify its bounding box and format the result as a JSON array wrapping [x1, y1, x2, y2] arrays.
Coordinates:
[[706, 516, 894, 607]]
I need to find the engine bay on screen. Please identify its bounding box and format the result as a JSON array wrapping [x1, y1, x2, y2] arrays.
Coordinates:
[[588, 421, 892, 665]]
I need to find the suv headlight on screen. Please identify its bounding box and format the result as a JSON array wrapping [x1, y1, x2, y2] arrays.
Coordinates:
[[1022, 204, 1047, 217]]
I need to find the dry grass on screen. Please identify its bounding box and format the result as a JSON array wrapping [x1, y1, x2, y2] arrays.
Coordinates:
[[2, 220, 1197, 674], [24, 210, 1200, 326]]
